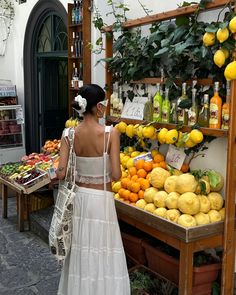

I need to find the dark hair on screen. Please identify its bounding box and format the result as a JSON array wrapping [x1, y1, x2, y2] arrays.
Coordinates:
[[72, 84, 105, 115]]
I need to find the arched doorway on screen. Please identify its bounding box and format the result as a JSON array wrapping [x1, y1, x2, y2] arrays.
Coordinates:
[[24, 0, 68, 153]]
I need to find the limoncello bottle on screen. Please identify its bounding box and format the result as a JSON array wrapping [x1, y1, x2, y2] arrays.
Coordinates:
[[153, 83, 163, 122], [162, 87, 170, 123]]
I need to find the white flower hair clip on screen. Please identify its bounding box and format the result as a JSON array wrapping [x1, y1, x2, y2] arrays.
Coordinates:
[[74, 94, 87, 116]]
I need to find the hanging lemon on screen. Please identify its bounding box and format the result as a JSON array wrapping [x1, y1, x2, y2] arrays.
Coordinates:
[[142, 125, 155, 139], [229, 16, 236, 33], [157, 128, 168, 144], [116, 121, 127, 133], [224, 61, 236, 81], [203, 32, 215, 46], [189, 129, 204, 144], [125, 124, 135, 138], [213, 50, 225, 68], [216, 28, 229, 43], [165, 129, 178, 145]]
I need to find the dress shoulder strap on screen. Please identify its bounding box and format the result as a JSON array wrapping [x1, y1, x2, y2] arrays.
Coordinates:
[[104, 125, 113, 154]]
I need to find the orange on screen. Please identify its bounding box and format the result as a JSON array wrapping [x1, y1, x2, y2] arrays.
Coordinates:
[[131, 175, 139, 182], [121, 177, 130, 189], [123, 189, 131, 200], [143, 161, 153, 172], [130, 182, 141, 193], [129, 166, 137, 177], [160, 161, 167, 169], [118, 188, 126, 198], [136, 177, 144, 184], [129, 192, 139, 203], [138, 190, 144, 199], [154, 154, 165, 163], [181, 163, 190, 173], [140, 178, 150, 190], [124, 200, 130, 204], [135, 159, 145, 170], [137, 168, 147, 178], [127, 180, 134, 191], [146, 173, 151, 180]]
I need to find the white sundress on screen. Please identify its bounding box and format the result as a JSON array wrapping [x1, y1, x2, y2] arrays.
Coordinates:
[[57, 126, 130, 295]]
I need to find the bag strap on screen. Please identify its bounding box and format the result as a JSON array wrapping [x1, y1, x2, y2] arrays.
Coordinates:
[[103, 126, 112, 192], [64, 128, 75, 185]]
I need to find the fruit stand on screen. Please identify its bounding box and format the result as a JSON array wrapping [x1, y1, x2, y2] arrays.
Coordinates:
[[0, 141, 60, 231], [103, 1, 236, 294]]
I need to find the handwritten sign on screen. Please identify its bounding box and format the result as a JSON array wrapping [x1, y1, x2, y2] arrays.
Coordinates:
[[132, 96, 148, 104], [166, 145, 186, 170], [16, 106, 24, 124], [133, 152, 153, 163], [121, 100, 144, 120]]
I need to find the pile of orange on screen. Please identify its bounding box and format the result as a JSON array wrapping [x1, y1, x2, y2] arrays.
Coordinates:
[[43, 139, 61, 154]]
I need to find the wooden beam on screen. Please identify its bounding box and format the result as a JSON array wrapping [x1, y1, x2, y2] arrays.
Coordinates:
[[103, 0, 233, 32]]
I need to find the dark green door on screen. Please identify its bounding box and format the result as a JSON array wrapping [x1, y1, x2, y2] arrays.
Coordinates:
[[39, 57, 68, 145]]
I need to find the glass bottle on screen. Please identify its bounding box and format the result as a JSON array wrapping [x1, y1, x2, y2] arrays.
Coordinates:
[[71, 63, 79, 89], [79, 0, 83, 22], [162, 87, 170, 123], [177, 82, 188, 125], [198, 94, 210, 127], [72, 0, 76, 24], [75, 0, 80, 24], [78, 62, 83, 88], [209, 82, 222, 129], [144, 93, 153, 121], [188, 88, 198, 126], [221, 81, 230, 130], [170, 101, 177, 124], [153, 83, 162, 122]]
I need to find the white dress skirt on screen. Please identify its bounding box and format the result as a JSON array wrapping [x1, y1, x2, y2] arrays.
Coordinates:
[[57, 187, 130, 295]]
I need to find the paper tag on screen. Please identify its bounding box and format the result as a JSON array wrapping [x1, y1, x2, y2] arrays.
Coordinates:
[[166, 145, 186, 170], [121, 101, 144, 120], [133, 152, 152, 163], [48, 166, 57, 180]]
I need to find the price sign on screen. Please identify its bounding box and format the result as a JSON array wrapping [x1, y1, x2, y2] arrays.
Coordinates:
[[133, 152, 152, 163], [121, 101, 144, 120], [166, 145, 186, 170], [16, 107, 24, 124]]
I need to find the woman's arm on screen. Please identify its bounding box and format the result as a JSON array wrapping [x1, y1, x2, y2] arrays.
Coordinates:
[[109, 128, 121, 181], [56, 136, 70, 180]]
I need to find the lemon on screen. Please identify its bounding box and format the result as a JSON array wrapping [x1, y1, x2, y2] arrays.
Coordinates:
[[150, 132, 157, 140], [112, 181, 121, 193], [189, 129, 204, 144], [121, 155, 130, 168], [151, 149, 159, 158], [185, 139, 196, 148], [65, 119, 71, 128], [126, 158, 134, 169], [131, 151, 140, 158], [120, 152, 125, 160], [203, 32, 215, 46], [157, 128, 168, 144], [71, 119, 77, 127], [140, 140, 146, 148], [229, 16, 236, 33], [224, 61, 236, 81], [142, 125, 155, 139], [165, 129, 178, 144], [216, 27, 229, 43], [221, 48, 229, 59], [125, 124, 135, 138], [114, 193, 120, 199], [136, 125, 143, 138], [213, 50, 225, 68], [122, 171, 128, 178], [116, 121, 127, 133]]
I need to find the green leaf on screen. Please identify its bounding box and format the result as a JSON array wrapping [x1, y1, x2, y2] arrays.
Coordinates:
[[200, 180, 206, 194], [154, 47, 169, 57], [161, 38, 170, 48], [206, 170, 221, 188], [200, 45, 208, 58], [205, 24, 218, 33], [176, 16, 189, 26], [219, 22, 228, 29]]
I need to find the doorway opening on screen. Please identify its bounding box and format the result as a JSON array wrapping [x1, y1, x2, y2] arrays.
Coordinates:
[[24, 0, 68, 153]]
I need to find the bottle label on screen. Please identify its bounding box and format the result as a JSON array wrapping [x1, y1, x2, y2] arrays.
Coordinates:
[[162, 109, 168, 123], [209, 103, 219, 125], [153, 102, 161, 121], [222, 110, 229, 130], [188, 110, 197, 126], [177, 108, 184, 122]]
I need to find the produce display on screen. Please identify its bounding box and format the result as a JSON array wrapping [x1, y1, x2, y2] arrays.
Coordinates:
[[112, 121, 225, 228], [0, 162, 22, 179]]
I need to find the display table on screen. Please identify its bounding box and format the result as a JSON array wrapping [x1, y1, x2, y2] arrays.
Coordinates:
[[115, 200, 234, 295], [0, 176, 51, 231]]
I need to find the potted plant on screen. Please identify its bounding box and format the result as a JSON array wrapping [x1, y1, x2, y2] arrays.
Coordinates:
[[142, 241, 221, 295]]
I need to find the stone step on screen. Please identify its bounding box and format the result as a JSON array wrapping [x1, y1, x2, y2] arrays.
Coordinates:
[[30, 205, 54, 244]]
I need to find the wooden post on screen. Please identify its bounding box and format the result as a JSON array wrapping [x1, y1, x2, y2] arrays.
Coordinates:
[[179, 242, 194, 295], [105, 32, 113, 115], [18, 193, 25, 232]]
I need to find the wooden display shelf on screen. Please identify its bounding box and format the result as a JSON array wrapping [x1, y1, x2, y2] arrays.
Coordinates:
[[131, 78, 214, 86], [115, 200, 225, 244], [106, 115, 228, 138], [68, 23, 82, 28]]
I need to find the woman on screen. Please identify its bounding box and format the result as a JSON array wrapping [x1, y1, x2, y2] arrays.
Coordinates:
[[56, 84, 130, 295]]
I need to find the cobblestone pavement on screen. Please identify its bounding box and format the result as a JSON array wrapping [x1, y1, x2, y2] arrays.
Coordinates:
[[0, 197, 61, 295]]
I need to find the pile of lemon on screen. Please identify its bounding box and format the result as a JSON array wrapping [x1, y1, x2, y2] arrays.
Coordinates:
[[65, 118, 79, 128], [115, 121, 204, 148], [203, 16, 236, 80]]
